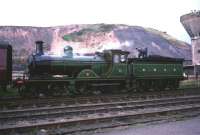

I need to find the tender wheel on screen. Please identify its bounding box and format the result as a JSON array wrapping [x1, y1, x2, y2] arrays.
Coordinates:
[[18, 84, 38, 97]]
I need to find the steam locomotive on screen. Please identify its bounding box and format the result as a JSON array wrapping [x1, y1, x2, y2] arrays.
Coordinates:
[[0, 41, 184, 97]]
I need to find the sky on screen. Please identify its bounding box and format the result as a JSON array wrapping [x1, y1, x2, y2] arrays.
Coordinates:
[[0, 0, 199, 43]]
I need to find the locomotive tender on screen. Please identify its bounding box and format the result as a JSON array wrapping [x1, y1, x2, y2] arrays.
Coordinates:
[[16, 41, 184, 96]]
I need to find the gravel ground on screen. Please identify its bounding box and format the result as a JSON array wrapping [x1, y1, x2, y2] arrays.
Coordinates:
[[96, 116, 200, 135]]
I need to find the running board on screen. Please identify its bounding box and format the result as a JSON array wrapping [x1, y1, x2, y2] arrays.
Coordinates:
[[90, 83, 120, 86]]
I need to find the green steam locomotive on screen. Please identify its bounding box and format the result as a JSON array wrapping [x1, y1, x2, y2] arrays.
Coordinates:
[[17, 41, 183, 96]]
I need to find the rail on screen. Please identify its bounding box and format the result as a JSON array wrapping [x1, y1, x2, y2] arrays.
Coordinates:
[[0, 93, 200, 134]]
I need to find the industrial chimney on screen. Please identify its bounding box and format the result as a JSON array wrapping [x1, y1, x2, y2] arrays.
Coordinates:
[[180, 10, 200, 75], [35, 41, 44, 56]]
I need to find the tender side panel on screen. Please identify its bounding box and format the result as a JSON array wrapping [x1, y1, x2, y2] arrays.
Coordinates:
[[132, 63, 183, 79]]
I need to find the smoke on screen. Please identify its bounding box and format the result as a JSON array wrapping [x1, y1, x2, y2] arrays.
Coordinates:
[[50, 28, 71, 56], [50, 29, 133, 56], [98, 40, 132, 51], [98, 41, 121, 51], [50, 38, 133, 56]]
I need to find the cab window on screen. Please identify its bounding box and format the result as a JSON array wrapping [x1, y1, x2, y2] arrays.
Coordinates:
[[120, 55, 126, 62], [113, 55, 120, 63]]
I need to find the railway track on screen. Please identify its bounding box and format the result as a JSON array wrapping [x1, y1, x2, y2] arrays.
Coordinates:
[[0, 92, 200, 134], [0, 95, 200, 120], [1, 88, 200, 110]]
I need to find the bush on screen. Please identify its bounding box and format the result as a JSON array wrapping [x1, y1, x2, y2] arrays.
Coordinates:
[[179, 79, 200, 89]]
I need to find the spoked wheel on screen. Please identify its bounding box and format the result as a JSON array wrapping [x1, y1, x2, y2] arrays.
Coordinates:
[[75, 83, 85, 95], [167, 80, 173, 90], [135, 80, 140, 92], [30, 85, 40, 97], [161, 80, 167, 91], [154, 80, 164, 91], [148, 80, 155, 91], [173, 80, 180, 90], [139, 80, 147, 92], [45, 84, 54, 96], [144, 80, 152, 91], [18, 84, 39, 98], [46, 84, 72, 97], [135, 80, 145, 92], [76, 82, 93, 95], [169, 80, 179, 90], [47, 84, 63, 96]]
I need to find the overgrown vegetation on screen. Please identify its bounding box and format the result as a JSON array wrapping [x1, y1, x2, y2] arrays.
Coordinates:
[[179, 79, 200, 89], [0, 86, 19, 98], [63, 24, 116, 41]]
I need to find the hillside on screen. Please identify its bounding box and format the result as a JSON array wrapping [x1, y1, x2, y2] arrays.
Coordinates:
[[0, 24, 191, 70]]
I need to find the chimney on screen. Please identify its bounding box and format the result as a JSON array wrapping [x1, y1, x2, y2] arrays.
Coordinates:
[[35, 41, 44, 55]]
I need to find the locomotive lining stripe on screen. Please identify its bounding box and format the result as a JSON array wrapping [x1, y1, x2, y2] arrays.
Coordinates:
[[134, 75, 184, 78], [35, 60, 107, 63], [129, 57, 184, 63], [24, 78, 127, 83]]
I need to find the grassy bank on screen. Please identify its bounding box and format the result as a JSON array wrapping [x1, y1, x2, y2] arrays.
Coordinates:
[[0, 86, 19, 98], [179, 79, 200, 89]]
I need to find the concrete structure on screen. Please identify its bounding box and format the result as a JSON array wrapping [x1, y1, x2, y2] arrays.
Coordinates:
[[180, 10, 200, 76]]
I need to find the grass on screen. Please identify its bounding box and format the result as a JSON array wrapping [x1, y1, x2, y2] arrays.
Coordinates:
[[179, 79, 200, 89], [0, 80, 199, 98], [0, 86, 19, 98], [63, 24, 116, 41]]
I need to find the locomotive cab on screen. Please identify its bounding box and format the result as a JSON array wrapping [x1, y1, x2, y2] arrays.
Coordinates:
[[103, 50, 129, 77], [103, 49, 129, 63]]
